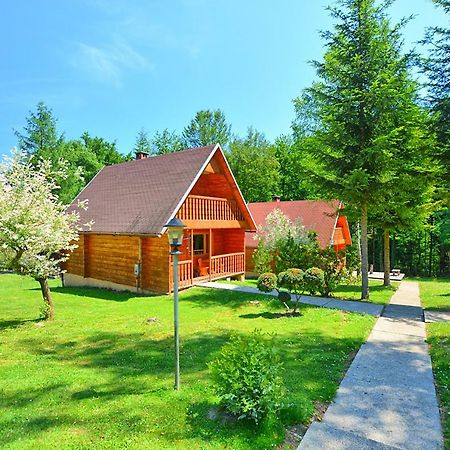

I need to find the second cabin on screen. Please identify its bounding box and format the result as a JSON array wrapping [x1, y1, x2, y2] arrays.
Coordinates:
[[64, 144, 256, 294]]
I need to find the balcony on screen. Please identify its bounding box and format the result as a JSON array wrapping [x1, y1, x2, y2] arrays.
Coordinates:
[[177, 195, 245, 227]]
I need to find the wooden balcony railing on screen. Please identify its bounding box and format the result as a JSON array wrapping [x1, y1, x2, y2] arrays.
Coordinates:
[[177, 195, 245, 222], [210, 252, 245, 279]]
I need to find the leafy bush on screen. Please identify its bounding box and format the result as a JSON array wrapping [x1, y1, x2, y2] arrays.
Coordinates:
[[315, 247, 346, 297], [303, 267, 325, 295], [209, 331, 286, 424], [257, 272, 278, 293], [253, 242, 273, 275], [278, 269, 304, 313]]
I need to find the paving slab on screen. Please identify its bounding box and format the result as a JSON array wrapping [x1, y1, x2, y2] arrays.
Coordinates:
[[299, 422, 401, 450], [424, 310, 450, 323], [200, 282, 383, 316], [322, 298, 383, 316], [298, 281, 443, 450]]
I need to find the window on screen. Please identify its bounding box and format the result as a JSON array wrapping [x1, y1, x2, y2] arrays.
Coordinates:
[[193, 234, 208, 255]]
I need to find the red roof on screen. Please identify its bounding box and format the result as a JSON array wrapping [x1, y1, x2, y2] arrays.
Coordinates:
[[68, 144, 254, 236], [246, 199, 343, 248]]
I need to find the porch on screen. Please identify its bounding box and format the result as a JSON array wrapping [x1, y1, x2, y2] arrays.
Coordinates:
[[169, 227, 246, 291], [170, 252, 245, 290]]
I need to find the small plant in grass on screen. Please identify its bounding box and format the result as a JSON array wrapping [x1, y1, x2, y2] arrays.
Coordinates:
[[209, 330, 285, 424], [257, 271, 302, 315], [278, 269, 304, 314]]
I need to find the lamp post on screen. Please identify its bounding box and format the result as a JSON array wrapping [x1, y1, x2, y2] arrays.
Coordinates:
[[164, 217, 186, 391]]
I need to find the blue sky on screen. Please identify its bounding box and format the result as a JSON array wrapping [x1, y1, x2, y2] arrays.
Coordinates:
[[0, 0, 446, 157]]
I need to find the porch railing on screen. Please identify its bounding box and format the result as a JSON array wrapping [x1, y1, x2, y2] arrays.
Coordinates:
[[170, 259, 193, 290], [210, 252, 245, 279], [177, 195, 245, 222]]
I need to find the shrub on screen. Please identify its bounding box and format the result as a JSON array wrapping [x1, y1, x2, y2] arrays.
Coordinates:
[[315, 247, 347, 297], [303, 267, 324, 295], [209, 331, 285, 424], [253, 242, 273, 275], [278, 269, 304, 313], [257, 272, 278, 293]]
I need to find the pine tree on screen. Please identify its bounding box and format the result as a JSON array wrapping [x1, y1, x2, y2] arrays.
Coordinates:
[[294, 0, 435, 299], [134, 128, 151, 156], [14, 101, 64, 160], [182, 110, 231, 148], [422, 0, 450, 187]]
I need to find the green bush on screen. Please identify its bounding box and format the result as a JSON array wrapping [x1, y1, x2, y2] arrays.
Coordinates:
[[278, 269, 304, 313], [209, 331, 285, 424], [303, 267, 325, 295], [253, 242, 273, 275], [257, 272, 278, 293]]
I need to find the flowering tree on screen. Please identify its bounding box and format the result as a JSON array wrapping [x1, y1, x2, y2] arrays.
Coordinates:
[[0, 152, 88, 319], [253, 209, 314, 273], [255, 208, 309, 251]]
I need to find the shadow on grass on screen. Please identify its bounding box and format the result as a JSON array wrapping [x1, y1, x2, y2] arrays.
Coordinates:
[[239, 311, 302, 320], [0, 318, 42, 331], [49, 285, 145, 302], [184, 287, 280, 310]]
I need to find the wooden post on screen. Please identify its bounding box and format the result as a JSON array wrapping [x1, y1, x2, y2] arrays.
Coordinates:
[[190, 229, 194, 284], [209, 229, 212, 281]]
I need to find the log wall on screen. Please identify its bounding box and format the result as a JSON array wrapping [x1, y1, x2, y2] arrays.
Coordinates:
[[65, 234, 84, 276], [84, 234, 139, 287], [141, 237, 170, 293]]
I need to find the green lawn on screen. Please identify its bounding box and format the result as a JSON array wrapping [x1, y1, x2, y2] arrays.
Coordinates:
[[415, 277, 450, 311], [0, 273, 375, 450], [419, 278, 450, 449], [220, 278, 398, 305]]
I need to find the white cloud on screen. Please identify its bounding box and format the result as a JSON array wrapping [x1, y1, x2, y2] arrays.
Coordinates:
[[71, 40, 154, 87]]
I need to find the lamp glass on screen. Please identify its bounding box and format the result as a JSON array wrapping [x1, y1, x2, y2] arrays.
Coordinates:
[[167, 226, 184, 244]]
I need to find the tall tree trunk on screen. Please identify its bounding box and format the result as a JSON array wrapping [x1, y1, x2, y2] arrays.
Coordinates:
[[356, 221, 362, 276], [429, 216, 434, 277], [361, 204, 369, 300], [383, 228, 391, 287], [378, 230, 383, 272], [38, 277, 54, 320]]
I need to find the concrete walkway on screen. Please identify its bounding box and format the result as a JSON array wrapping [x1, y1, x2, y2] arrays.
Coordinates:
[[200, 281, 384, 317], [298, 281, 443, 450], [424, 310, 450, 323]]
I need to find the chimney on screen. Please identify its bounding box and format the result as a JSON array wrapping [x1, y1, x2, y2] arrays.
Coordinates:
[[135, 151, 149, 160], [272, 195, 281, 203]]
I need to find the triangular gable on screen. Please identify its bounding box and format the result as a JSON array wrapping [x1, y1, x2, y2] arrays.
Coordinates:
[[166, 144, 256, 232]]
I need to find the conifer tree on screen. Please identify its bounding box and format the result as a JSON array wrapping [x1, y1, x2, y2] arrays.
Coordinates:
[[294, 0, 434, 298]]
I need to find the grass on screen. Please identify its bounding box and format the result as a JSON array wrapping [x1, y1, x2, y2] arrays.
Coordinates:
[[0, 273, 376, 450], [414, 277, 450, 311], [219, 278, 398, 305], [419, 278, 450, 449]]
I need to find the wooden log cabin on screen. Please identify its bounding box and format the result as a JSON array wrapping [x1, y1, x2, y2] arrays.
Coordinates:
[[64, 144, 256, 294], [245, 199, 352, 275]]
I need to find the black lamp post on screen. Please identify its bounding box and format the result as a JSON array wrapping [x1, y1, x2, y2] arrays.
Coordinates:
[[164, 217, 186, 390]]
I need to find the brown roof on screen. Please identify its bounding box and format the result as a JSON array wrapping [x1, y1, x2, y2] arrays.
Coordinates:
[[246, 199, 343, 248], [68, 144, 227, 235]]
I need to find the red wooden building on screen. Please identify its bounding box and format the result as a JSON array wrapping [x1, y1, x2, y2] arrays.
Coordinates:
[[245, 199, 352, 274], [64, 144, 256, 294]]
